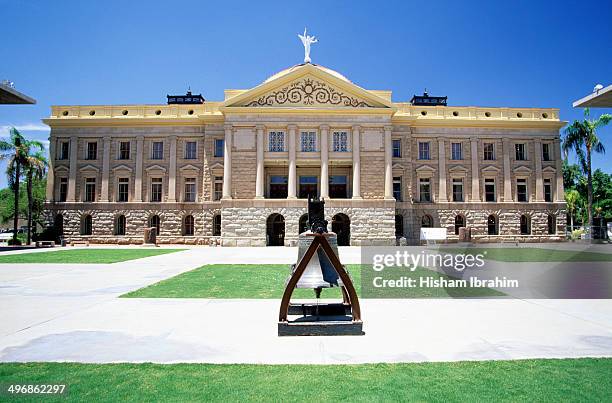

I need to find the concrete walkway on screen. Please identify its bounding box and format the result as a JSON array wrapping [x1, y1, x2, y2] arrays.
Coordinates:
[[1, 246, 612, 364]]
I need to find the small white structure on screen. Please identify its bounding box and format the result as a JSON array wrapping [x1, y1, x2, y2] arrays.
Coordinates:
[[420, 227, 447, 245]]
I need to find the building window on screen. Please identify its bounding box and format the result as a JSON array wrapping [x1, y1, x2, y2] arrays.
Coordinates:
[[213, 176, 223, 201], [269, 131, 285, 152], [270, 175, 288, 199], [119, 141, 130, 160], [212, 214, 221, 236], [484, 178, 496, 202], [85, 178, 96, 202], [421, 215, 433, 228], [117, 178, 129, 202], [520, 214, 531, 235], [149, 215, 160, 236], [59, 177, 68, 202], [451, 142, 463, 160], [452, 178, 464, 202], [418, 142, 430, 160], [329, 175, 347, 198], [515, 143, 526, 161], [393, 176, 402, 201], [395, 214, 404, 237], [81, 214, 92, 235], [300, 131, 316, 152], [115, 215, 126, 236], [542, 143, 551, 161], [86, 142, 97, 160], [332, 131, 348, 152], [150, 178, 163, 202], [151, 141, 163, 159], [58, 141, 69, 160], [483, 143, 495, 160], [517, 178, 528, 202], [454, 215, 465, 235], [214, 139, 224, 157], [184, 178, 196, 202], [487, 215, 498, 235], [392, 139, 401, 158], [419, 178, 431, 202], [544, 178, 552, 202], [547, 214, 556, 235], [183, 215, 194, 236], [185, 141, 197, 159], [299, 176, 318, 199]]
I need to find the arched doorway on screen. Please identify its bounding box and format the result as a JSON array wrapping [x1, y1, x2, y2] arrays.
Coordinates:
[[266, 214, 285, 246], [149, 215, 161, 236], [487, 215, 498, 235], [332, 213, 350, 246], [421, 215, 433, 228], [298, 214, 309, 234], [54, 214, 64, 237], [454, 215, 465, 235], [395, 214, 404, 237]]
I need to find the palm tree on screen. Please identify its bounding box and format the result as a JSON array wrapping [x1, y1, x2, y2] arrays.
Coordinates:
[[0, 128, 29, 244], [563, 108, 612, 236], [24, 149, 47, 244], [564, 189, 580, 231]]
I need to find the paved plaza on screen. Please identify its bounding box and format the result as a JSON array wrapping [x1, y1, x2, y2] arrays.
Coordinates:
[[1, 246, 612, 364]]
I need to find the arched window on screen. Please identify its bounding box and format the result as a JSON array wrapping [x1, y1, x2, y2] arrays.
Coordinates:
[[421, 215, 433, 228], [212, 214, 221, 236], [487, 214, 498, 235], [520, 214, 531, 235], [395, 214, 404, 237], [183, 215, 194, 236], [298, 214, 309, 234], [149, 215, 161, 236], [81, 214, 92, 235], [547, 214, 556, 235], [454, 215, 465, 235], [115, 215, 126, 236]]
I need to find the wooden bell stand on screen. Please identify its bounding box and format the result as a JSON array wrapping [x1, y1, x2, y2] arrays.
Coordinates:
[[278, 232, 363, 336]]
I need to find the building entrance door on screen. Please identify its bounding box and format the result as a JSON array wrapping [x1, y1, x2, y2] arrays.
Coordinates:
[[266, 214, 285, 246]]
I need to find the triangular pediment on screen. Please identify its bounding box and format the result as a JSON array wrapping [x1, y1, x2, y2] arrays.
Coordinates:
[[221, 64, 395, 111]]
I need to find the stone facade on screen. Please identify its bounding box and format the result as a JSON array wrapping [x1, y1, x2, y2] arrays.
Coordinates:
[[43, 63, 567, 246]]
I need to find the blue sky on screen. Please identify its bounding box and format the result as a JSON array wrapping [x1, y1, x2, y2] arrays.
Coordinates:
[[1, 0, 610, 188]]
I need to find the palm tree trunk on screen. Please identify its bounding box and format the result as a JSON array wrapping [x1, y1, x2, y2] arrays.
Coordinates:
[[12, 162, 20, 244], [586, 146, 593, 237], [27, 171, 33, 245]]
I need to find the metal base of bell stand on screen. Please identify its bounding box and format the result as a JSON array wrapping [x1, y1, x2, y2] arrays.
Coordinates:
[[278, 320, 363, 336], [288, 302, 351, 316]]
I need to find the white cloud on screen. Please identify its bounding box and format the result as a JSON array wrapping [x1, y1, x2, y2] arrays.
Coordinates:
[[0, 123, 50, 135]]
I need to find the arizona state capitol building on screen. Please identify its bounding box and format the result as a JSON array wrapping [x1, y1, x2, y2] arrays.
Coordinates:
[[43, 37, 566, 246]]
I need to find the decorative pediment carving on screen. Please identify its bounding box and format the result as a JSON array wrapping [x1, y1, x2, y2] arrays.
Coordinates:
[[244, 78, 375, 108]]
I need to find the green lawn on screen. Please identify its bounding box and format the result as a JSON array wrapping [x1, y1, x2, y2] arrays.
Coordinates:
[[1, 359, 611, 402], [0, 249, 185, 264], [441, 247, 612, 262], [122, 264, 504, 299]]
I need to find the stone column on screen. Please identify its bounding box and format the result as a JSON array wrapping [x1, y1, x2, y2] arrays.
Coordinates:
[[352, 125, 362, 199], [45, 136, 55, 202], [554, 138, 565, 201], [502, 138, 512, 202], [222, 125, 232, 199], [470, 137, 480, 202], [320, 124, 329, 199], [534, 139, 544, 201], [99, 137, 111, 202], [168, 135, 177, 202], [287, 124, 297, 199], [255, 125, 265, 199], [384, 126, 393, 199], [438, 139, 447, 202], [67, 136, 78, 202], [134, 136, 144, 202]]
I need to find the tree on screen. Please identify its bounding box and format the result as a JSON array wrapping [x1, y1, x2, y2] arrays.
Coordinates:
[[24, 149, 47, 244], [563, 108, 612, 235], [565, 189, 580, 231], [0, 128, 30, 243]]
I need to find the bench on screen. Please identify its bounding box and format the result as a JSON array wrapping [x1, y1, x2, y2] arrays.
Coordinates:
[[35, 241, 55, 248], [70, 240, 90, 247]]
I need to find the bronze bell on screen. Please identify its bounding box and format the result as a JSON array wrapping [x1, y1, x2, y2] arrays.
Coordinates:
[[293, 230, 344, 289]]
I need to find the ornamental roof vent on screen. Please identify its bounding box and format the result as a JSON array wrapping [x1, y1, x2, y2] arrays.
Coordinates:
[[410, 91, 447, 106], [167, 90, 205, 104]]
